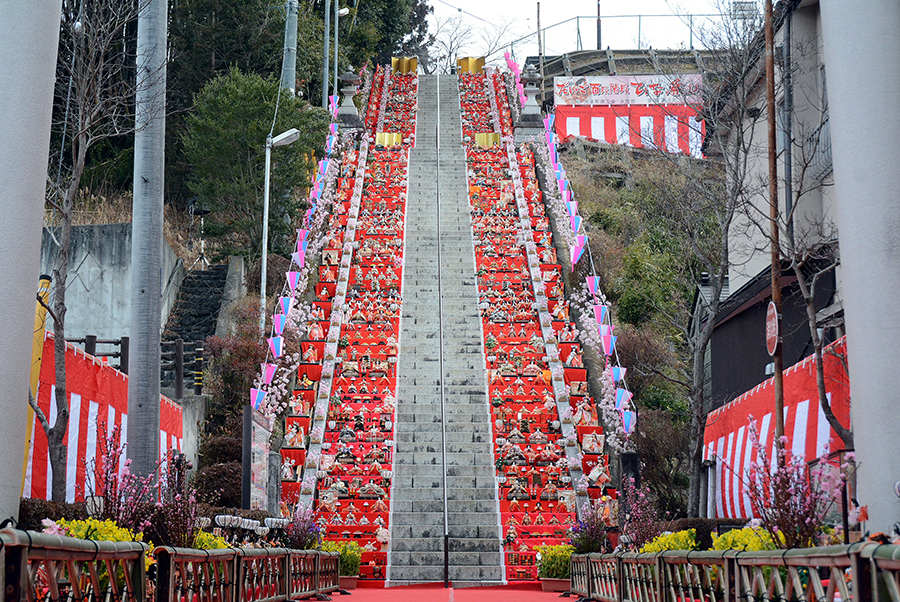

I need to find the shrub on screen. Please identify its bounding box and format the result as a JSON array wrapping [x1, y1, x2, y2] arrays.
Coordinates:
[[198, 436, 242, 468], [18, 498, 87, 531], [711, 525, 776, 551], [193, 530, 229, 549], [192, 462, 242, 507], [536, 544, 574, 579], [640, 529, 697, 553], [321, 540, 362, 576], [666, 518, 747, 550], [284, 504, 322, 550], [570, 499, 612, 553]]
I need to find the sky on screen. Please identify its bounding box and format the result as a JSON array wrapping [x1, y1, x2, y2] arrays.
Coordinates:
[[428, 0, 736, 63]]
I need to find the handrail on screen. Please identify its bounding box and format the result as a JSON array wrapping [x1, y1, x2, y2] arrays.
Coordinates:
[[154, 545, 339, 602], [0, 528, 148, 602], [436, 74, 451, 588], [571, 543, 900, 602]]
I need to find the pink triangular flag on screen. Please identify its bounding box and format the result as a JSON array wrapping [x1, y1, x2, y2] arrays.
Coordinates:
[[621, 410, 636, 434], [292, 251, 306, 268], [570, 215, 582, 233], [273, 313, 287, 335], [286, 271, 300, 291], [250, 388, 267, 410], [610, 366, 627, 382], [615, 388, 633, 410], [586, 276, 601, 296], [268, 336, 284, 358], [601, 334, 617, 356], [261, 363, 278, 384], [279, 296, 294, 316], [593, 304, 607, 324], [570, 245, 585, 270]]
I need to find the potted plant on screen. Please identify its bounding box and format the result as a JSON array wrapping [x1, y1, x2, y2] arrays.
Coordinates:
[[535, 543, 574, 592], [321, 540, 362, 589]]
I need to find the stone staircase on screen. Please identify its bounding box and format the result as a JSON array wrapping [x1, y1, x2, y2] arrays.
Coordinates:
[[388, 74, 504, 586], [163, 264, 229, 343]]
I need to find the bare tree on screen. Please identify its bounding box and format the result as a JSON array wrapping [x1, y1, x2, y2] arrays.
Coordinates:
[[611, 2, 772, 516], [36, 0, 147, 502], [425, 15, 519, 74], [739, 39, 853, 449]]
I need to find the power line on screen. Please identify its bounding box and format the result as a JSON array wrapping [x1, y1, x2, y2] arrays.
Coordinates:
[[432, 0, 504, 29]]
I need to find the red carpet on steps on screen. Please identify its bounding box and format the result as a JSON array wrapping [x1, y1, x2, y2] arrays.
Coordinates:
[[339, 582, 566, 602]]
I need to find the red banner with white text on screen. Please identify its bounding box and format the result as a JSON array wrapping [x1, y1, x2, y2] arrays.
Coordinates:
[[703, 338, 851, 519], [23, 334, 183, 502]]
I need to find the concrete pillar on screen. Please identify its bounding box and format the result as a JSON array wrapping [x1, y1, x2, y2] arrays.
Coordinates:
[[129, 0, 167, 478], [820, 0, 900, 531], [0, 2, 62, 519]]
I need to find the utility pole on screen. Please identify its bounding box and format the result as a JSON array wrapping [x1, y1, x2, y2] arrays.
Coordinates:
[[281, 0, 299, 94], [537, 2, 545, 106], [764, 0, 784, 460], [129, 0, 167, 479], [322, 0, 331, 108], [597, 0, 601, 50]]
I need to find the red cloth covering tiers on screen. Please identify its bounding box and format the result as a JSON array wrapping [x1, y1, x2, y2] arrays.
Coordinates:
[[305, 69, 417, 563], [460, 71, 612, 581], [24, 333, 183, 503], [703, 337, 850, 520]]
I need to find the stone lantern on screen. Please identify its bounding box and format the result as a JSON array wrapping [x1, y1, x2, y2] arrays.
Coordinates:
[[515, 63, 545, 140], [337, 68, 363, 130], [520, 64, 542, 116]]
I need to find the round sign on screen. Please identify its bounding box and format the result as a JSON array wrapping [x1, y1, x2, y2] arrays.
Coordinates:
[[766, 300, 779, 356]]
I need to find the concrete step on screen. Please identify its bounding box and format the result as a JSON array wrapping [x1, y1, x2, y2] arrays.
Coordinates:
[[390, 72, 501, 584]]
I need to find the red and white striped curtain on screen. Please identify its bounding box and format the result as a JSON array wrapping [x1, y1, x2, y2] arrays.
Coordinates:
[[554, 104, 704, 158], [703, 338, 850, 519], [23, 334, 183, 502]]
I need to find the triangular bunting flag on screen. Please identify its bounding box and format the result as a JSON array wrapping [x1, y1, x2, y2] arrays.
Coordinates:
[[610, 366, 627, 382], [593, 304, 607, 324], [286, 271, 300, 291], [599, 324, 615, 337], [297, 229, 309, 241], [278, 296, 294, 316], [570, 245, 585, 269], [622, 410, 637, 434], [601, 334, 617, 356], [292, 251, 306, 268], [570, 215, 582, 233], [615, 388, 633, 410], [268, 336, 284, 358], [273, 313, 287, 335], [261, 363, 278, 385], [566, 201, 578, 217], [586, 276, 601, 296], [250, 388, 267, 410]]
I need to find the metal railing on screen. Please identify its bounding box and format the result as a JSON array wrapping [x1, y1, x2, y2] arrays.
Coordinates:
[[156, 546, 339, 602], [0, 528, 339, 602], [160, 339, 204, 398], [570, 542, 900, 602], [0, 528, 148, 602]]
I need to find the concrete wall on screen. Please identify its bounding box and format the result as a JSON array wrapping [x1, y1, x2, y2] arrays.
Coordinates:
[[215, 255, 248, 339], [40, 223, 184, 341]]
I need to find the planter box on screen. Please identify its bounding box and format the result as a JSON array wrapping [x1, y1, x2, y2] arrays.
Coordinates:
[[540, 578, 570, 592], [339, 576, 359, 590]]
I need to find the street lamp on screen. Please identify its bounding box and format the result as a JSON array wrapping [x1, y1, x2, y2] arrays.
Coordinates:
[[322, 1, 351, 108], [261, 128, 301, 336], [333, 6, 351, 99]]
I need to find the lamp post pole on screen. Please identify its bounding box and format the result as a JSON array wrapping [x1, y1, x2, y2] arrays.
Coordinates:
[[260, 136, 273, 336], [260, 128, 301, 337], [322, 0, 331, 108], [333, 0, 339, 99]]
